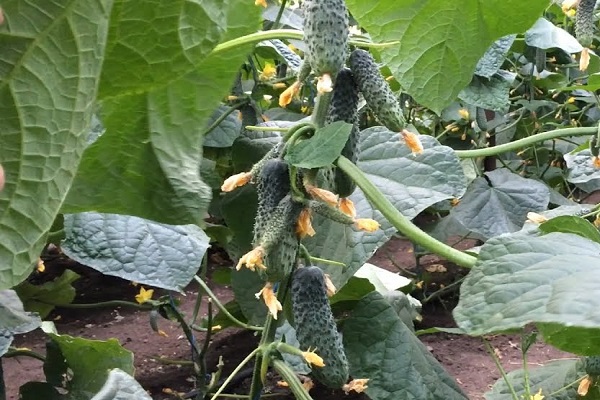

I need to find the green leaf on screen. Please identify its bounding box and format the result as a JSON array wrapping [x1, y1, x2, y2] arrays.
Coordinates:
[[343, 292, 468, 400], [285, 121, 354, 169], [485, 359, 584, 400], [525, 18, 583, 53], [275, 321, 311, 375], [204, 105, 243, 148], [475, 35, 516, 78], [458, 74, 512, 113], [330, 276, 375, 305], [62, 212, 210, 292], [451, 169, 550, 239], [345, 0, 548, 113], [91, 369, 152, 400], [0, 0, 112, 289], [453, 232, 600, 354], [220, 185, 257, 260], [44, 331, 134, 397], [15, 270, 80, 318], [230, 267, 267, 326], [231, 124, 286, 172], [0, 290, 41, 356], [564, 149, 600, 190], [539, 215, 600, 244], [62, 0, 261, 225]]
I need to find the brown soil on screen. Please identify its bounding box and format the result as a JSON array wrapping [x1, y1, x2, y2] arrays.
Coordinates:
[[3, 238, 573, 400]]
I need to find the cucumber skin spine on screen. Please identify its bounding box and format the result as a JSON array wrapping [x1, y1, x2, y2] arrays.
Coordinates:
[[576, 0, 596, 48], [291, 266, 349, 388]]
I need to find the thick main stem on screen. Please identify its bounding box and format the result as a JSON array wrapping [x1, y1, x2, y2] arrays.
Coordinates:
[[455, 126, 596, 158], [336, 156, 477, 268]]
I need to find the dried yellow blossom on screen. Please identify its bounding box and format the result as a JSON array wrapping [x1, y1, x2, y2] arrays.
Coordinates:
[[227, 95, 240, 101], [566, 8, 576, 17], [339, 197, 356, 218], [400, 130, 424, 156], [354, 218, 380, 232], [562, 0, 579, 12], [158, 330, 169, 337], [530, 388, 544, 400], [317, 73, 333, 93], [458, 108, 469, 120], [580, 47, 590, 71], [450, 198, 460, 206], [296, 208, 316, 238], [256, 282, 282, 319], [324, 274, 337, 297], [279, 81, 301, 107], [343, 378, 369, 394], [255, 0, 267, 7], [211, 325, 222, 332], [305, 183, 339, 206], [594, 215, 600, 227], [221, 171, 252, 192], [302, 349, 325, 367], [36, 258, 45, 273], [259, 62, 277, 81], [135, 287, 154, 304], [0, 163, 4, 191], [593, 156, 600, 169], [302, 378, 314, 392], [578, 375, 592, 396], [236, 246, 266, 271], [526, 212, 548, 224], [272, 82, 287, 89], [567, 96, 576, 104]]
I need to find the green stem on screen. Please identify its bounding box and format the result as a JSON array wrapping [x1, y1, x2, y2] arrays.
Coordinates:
[[245, 125, 289, 133], [4, 347, 46, 362], [272, 0, 287, 29], [336, 156, 477, 268], [202, 100, 248, 137], [271, 359, 313, 400], [211, 30, 399, 55], [311, 92, 332, 129], [484, 338, 519, 400], [210, 348, 260, 400], [456, 126, 596, 158], [194, 276, 263, 331], [38, 299, 152, 310], [546, 375, 585, 396]]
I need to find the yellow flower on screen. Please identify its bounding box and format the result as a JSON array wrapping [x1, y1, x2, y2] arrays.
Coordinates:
[[272, 82, 287, 89], [578, 375, 592, 396], [36, 258, 45, 273], [400, 130, 424, 156], [458, 108, 469, 120], [580, 47, 590, 71], [566, 8, 576, 17], [305, 183, 339, 206], [594, 215, 600, 227], [450, 198, 460, 206], [255, 0, 267, 7], [343, 378, 369, 394], [221, 171, 252, 192], [302, 349, 325, 367], [530, 388, 544, 400], [354, 218, 380, 232], [279, 81, 301, 107], [211, 325, 222, 332], [339, 197, 356, 218], [316, 73, 333, 93], [296, 208, 316, 238], [562, 0, 578, 12], [324, 274, 337, 297], [236, 246, 266, 271], [135, 287, 154, 304], [567, 96, 576, 104], [526, 212, 548, 224], [259, 62, 277, 81], [256, 282, 282, 319], [593, 156, 600, 169]]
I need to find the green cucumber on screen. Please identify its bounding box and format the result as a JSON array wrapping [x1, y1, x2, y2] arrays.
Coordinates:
[[576, 0, 596, 47], [253, 158, 290, 243], [291, 266, 349, 388], [326, 68, 360, 197], [302, 0, 349, 78], [310, 201, 355, 225], [585, 355, 600, 376], [349, 49, 405, 131]]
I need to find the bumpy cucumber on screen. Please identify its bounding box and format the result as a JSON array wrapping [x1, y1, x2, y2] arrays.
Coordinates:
[[576, 0, 596, 47], [291, 266, 349, 388], [326, 68, 360, 197], [349, 49, 405, 131], [585, 355, 600, 376], [253, 158, 290, 242], [258, 195, 303, 282], [302, 0, 349, 78], [310, 201, 355, 225]]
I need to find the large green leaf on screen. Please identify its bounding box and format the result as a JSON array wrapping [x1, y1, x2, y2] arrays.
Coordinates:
[[0, 0, 112, 289], [285, 121, 354, 169], [343, 292, 468, 400], [453, 232, 600, 354], [485, 359, 584, 400], [62, 0, 261, 225], [525, 18, 583, 53], [0, 289, 41, 356], [475, 35, 516, 78], [458, 74, 512, 113], [91, 369, 152, 400], [345, 0, 548, 113], [62, 212, 209, 291], [451, 169, 549, 240]]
